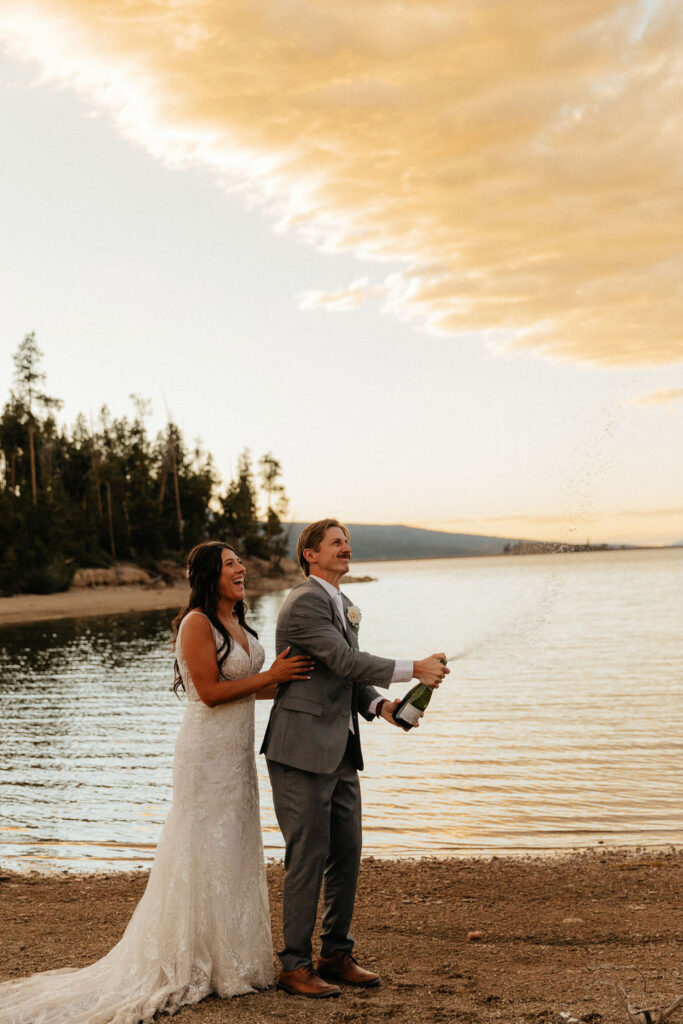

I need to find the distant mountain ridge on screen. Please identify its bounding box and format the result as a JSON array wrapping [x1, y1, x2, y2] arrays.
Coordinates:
[[283, 523, 519, 561]]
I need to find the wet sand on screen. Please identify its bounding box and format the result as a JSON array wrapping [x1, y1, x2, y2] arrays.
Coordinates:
[[1, 850, 681, 1023]]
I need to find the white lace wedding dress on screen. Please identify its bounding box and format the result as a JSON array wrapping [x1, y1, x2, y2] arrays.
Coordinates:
[[0, 615, 273, 1024]]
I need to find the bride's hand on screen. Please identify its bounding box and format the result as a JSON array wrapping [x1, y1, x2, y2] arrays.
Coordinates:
[[267, 647, 314, 685]]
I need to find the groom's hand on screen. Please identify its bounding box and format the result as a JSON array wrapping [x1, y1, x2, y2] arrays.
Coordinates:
[[379, 699, 417, 728], [413, 653, 449, 689]]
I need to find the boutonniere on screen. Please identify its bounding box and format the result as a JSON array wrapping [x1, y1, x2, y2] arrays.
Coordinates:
[[346, 604, 362, 634]]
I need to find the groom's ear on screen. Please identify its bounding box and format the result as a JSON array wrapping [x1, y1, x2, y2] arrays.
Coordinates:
[[302, 546, 315, 566]]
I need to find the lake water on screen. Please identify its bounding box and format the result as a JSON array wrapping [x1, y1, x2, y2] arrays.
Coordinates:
[[0, 548, 681, 872]]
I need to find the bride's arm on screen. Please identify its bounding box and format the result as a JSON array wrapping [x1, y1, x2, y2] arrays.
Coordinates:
[[256, 683, 278, 700], [181, 615, 311, 708]]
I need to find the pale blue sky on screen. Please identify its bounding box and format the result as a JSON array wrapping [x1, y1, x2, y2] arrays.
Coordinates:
[[1, 38, 681, 546]]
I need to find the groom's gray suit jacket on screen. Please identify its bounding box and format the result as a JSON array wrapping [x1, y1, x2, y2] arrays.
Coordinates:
[[260, 577, 395, 774]]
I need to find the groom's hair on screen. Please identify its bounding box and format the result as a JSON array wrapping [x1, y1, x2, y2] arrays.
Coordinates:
[[297, 518, 350, 576]]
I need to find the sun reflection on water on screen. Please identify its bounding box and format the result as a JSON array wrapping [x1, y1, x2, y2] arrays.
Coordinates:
[[1, 548, 682, 872]]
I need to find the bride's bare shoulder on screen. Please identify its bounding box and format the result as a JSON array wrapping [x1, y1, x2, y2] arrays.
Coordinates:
[[179, 611, 214, 641]]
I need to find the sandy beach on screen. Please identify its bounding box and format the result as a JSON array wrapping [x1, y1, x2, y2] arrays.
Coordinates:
[[0, 582, 193, 628], [0, 562, 301, 629], [0, 562, 380, 629], [1, 850, 681, 1023]]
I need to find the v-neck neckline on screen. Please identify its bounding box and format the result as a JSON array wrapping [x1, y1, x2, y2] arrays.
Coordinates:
[[228, 624, 250, 658], [235, 630, 251, 658], [215, 615, 251, 658]]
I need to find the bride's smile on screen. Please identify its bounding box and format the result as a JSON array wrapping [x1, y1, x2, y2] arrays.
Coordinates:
[[218, 550, 246, 602]]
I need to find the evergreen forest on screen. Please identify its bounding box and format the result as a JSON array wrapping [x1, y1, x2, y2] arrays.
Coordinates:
[[0, 334, 290, 595]]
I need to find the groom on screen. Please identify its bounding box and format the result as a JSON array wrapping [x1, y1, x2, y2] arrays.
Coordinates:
[[261, 518, 448, 998]]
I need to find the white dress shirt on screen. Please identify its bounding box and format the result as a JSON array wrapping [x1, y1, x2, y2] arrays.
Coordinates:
[[310, 575, 413, 723]]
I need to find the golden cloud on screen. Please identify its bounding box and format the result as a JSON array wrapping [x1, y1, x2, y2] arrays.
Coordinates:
[[2, 0, 682, 365], [299, 277, 386, 311], [633, 387, 683, 406]]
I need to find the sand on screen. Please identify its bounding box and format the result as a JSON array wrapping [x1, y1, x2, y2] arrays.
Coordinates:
[[0, 563, 301, 628], [1, 850, 682, 1023], [0, 582, 193, 627]]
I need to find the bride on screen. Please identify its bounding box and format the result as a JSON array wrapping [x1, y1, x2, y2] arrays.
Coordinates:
[[0, 541, 313, 1024]]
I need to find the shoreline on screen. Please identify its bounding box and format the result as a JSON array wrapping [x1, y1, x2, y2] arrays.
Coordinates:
[[0, 581, 192, 628], [4, 838, 681, 876], [2, 547, 677, 629], [1, 849, 681, 1023], [0, 567, 299, 629]]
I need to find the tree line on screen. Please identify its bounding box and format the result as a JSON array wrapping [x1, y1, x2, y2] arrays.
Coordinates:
[[0, 334, 290, 595]]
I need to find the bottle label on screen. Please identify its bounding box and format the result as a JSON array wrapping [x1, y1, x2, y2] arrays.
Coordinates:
[[396, 703, 423, 726]]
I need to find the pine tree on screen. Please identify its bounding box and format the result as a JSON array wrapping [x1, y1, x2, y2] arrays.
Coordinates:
[[11, 333, 62, 504], [217, 449, 261, 555], [0, 337, 289, 593], [259, 452, 290, 566]]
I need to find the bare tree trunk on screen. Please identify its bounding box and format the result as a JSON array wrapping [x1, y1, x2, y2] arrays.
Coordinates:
[[106, 481, 116, 559], [169, 439, 184, 549], [92, 452, 103, 519], [157, 460, 168, 508], [28, 421, 37, 504], [122, 498, 132, 555]]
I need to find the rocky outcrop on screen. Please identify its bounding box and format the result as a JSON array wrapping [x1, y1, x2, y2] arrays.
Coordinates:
[[72, 565, 153, 588], [70, 558, 301, 592]]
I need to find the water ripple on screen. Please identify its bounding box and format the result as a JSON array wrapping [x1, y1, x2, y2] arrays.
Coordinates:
[[1, 548, 682, 871]]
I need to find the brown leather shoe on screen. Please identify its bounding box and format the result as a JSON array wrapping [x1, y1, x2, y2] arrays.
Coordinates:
[[276, 965, 342, 998], [317, 951, 381, 987]]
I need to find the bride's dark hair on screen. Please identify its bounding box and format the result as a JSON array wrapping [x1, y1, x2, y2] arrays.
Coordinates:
[[172, 541, 258, 695]]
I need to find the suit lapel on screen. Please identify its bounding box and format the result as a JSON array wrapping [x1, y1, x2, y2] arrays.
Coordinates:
[[341, 593, 359, 649], [308, 577, 349, 639]]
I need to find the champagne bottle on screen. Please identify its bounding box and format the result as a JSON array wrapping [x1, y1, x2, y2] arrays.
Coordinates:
[[392, 658, 446, 730], [392, 682, 432, 730]]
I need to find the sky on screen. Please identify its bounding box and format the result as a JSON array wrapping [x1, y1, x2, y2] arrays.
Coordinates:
[[0, 0, 682, 546]]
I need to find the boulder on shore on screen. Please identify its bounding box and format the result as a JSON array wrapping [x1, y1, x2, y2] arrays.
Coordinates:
[[72, 565, 152, 588]]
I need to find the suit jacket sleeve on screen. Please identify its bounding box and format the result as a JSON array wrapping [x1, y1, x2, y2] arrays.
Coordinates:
[[357, 681, 383, 720], [286, 589, 394, 687]]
